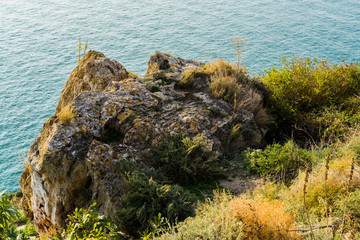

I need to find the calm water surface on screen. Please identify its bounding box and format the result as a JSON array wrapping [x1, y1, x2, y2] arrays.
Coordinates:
[[1, 0, 359, 191]]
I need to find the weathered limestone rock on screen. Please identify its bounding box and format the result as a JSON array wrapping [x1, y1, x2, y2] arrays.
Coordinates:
[[145, 51, 204, 81], [19, 50, 267, 235]]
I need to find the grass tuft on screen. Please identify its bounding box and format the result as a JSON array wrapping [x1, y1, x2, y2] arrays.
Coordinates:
[[58, 105, 75, 125]]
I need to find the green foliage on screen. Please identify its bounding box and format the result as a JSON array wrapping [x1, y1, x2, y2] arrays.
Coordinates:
[[0, 191, 30, 240], [113, 171, 195, 237], [154, 190, 244, 240], [242, 140, 320, 182], [141, 213, 173, 240], [18, 224, 37, 238], [262, 57, 360, 141], [60, 202, 124, 240], [153, 134, 222, 185], [263, 57, 360, 115]]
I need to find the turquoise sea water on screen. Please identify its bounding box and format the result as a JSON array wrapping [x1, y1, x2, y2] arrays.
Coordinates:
[[1, 0, 359, 192]]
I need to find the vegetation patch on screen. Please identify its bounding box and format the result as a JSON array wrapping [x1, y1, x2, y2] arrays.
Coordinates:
[[113, 170, 195, 237], [262, 57, 360, 141], [154, 190, 243, 240], [241, 140, 322, 182], [154, 190, 298, 240], [176, 68, 208, 88], [152, 134, 223, 185], [58, 105, 75, 125], [59, 203, 123, 239], [1, 191, 37, 240]]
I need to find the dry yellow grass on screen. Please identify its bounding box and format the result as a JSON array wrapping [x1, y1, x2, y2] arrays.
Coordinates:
[[58, 105, 75, 125], [156, 190, 299, 240], [229, 198, 298, 240], [156, 191, 243, 240]]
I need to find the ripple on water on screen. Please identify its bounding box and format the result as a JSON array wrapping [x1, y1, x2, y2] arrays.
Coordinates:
[[0, 0, 359, 192]]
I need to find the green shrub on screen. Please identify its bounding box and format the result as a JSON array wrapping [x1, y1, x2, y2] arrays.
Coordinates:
[[242, 140, 319, 182], [59, 202, 123, 240], [113, 171, 195, 237], [0, 191, 17, 239], [152, 134, 222, 185], [263, 57, 360, 116], [0, 191, 30, 240], [262, 57, 360, 141], [18, 224, 37, 238]]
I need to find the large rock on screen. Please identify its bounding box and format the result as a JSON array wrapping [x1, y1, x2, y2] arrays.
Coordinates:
[[19, 50, 267, 235]]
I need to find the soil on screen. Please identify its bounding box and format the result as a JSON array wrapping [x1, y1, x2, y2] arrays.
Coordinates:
[[220, 168, 264, 195]]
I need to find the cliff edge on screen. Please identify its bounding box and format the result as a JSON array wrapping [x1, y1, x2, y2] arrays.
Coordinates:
[[19, 51, 267, 235]]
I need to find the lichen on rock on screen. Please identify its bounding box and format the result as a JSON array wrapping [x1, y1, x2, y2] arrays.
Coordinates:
[[19, 50, 268, 235]]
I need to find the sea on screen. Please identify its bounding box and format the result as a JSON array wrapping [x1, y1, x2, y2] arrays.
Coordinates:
[[1, 0, 359, 192]]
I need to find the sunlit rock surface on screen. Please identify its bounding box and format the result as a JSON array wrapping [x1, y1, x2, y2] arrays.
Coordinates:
[[19, 50, 267, 235]]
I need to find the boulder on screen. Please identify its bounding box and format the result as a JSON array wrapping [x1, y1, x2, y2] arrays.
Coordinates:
[[19, 50, 267, 235]]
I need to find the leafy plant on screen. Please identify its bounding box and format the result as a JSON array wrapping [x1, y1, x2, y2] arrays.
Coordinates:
[[0, 191, 29, 240], [141, 213, 172, 240], [60, 202, 123, 240]]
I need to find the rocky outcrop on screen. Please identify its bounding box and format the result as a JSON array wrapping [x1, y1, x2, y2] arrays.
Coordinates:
[[19, 51, 267, 235]]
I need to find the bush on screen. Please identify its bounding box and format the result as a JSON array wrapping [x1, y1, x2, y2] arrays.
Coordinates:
[[242, 140, 318, 182], [262, 57, 360, 141], [210, 75, 242, 102], [263, 57, 360, 116], [59, 202, 123, 240], [205, 60, 247, 103], [113, 171, 195, 237], [152, 134, 222, 185], [229, 197, 298, 239]]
